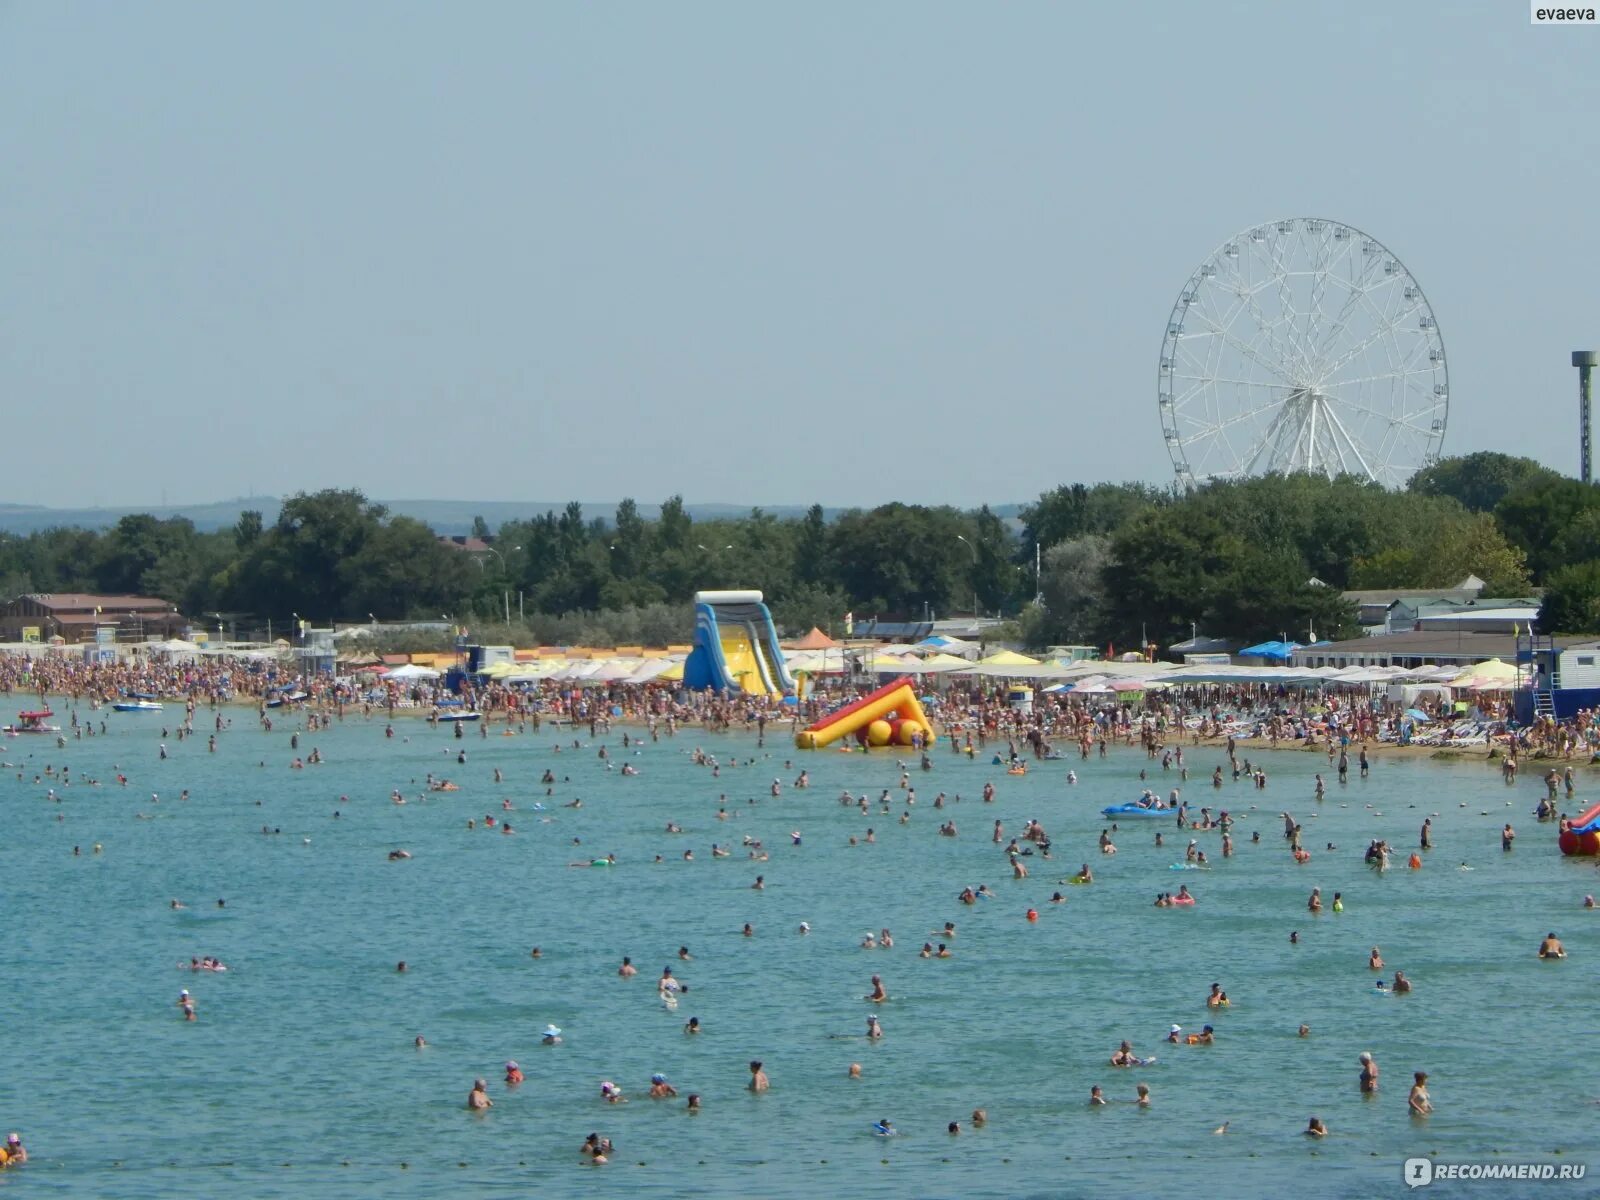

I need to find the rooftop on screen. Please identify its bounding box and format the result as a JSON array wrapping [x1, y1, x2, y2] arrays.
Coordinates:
[[18, 593, 177, 612], [1293, 628, 1578, 663]]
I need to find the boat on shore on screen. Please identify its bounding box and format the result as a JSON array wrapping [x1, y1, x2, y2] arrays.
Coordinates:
[[113, 699, 164, 712], [437, 710, 482, 723], [4, 709, 61, 734]]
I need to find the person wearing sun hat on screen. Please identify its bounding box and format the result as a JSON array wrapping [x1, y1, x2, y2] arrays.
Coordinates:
[[1165, 1025, 1182, 1043], [541, 1025, 562, 1045], [648, 1073, 677, 1099]]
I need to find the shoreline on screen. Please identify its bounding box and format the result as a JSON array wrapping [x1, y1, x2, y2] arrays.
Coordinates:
[[25, 689, 1597, 769]]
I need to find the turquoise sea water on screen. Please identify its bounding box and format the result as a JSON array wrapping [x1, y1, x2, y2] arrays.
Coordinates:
[[1, 703, 1594, 1199]]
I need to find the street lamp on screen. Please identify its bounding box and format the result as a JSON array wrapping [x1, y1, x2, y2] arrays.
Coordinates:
[[697, 544, 735, 586], [477, 546, 519, 624], [955, 535, 980, 622]]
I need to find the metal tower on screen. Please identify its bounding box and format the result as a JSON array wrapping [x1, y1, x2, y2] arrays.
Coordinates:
[[1575, 351, 1597, 483]]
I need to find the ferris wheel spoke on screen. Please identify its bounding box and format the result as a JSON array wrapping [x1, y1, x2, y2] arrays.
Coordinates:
[[1185, 310, 1297, 385], [1319, 401, 1379, 480], [1316, 305, 1422, 382], [1322, 368, 1433, 390], [1233, 276, 1309, 381], [1251, 234, 1318, 376], [1301, 229, 1345, 356], [1171, 374, 1297, 390], [1266, 248, 1319, 377], [1309, 246, 1385, 365], [1185, 396, 1288, 438], [1324, 397, 1443, 438]]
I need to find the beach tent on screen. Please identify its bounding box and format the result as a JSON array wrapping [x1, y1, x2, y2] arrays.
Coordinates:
[[790, 627, 840, 651], [916, 635, 981, 659], [977, 650, 1041, 667], [1237, 640, 1299, 661], [621, 658, 678, 685], [1455, 658, 1516, 682], [918, 653, 978, 671], [387, 663, 440, 680]]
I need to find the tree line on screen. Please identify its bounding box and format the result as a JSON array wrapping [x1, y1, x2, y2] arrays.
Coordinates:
[[2, 450, 1596, 644]]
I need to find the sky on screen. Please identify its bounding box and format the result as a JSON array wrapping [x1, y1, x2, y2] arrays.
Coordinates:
[[2, 1, 1595, 511]]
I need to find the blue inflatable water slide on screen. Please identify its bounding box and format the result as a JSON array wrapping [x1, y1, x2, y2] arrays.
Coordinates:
[[681, 590, 794, 697]]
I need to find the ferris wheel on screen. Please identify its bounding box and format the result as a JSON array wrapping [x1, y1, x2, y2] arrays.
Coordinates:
[[1158, 218, 1448, 489]]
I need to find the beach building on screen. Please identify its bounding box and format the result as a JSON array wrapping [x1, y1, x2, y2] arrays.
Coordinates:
[[0, 593, 184, 644], [1410, 599, 1541, 634], [1290, 628, 1541, 671], [1340, 576, 1485, 634], [1518, 636, 1600, 720]]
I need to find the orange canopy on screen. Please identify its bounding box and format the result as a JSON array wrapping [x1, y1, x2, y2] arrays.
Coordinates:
[[791, 627, 841, 650]]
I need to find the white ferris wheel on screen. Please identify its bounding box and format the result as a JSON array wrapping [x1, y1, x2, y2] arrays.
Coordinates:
[[1158, 217, 1448, 489]]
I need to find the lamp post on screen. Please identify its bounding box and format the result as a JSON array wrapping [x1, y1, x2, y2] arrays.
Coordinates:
[[479, 545, 519, 625], [955, 535, 980, 623], [696, 544, 735, 586]]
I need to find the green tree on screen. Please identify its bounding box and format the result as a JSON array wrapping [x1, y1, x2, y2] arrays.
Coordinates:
[[1538, 560, 1600, 634], [1409, 452, 1562, 514], [769, 583, 851, 637], [1026, 535, 1112, 646], [1350, 509, 1531, 595], [610, 498, 648, 580], [828, 504, 970, 615], [234, 510, 263, 550], [228, 490, 391, 620], [94, 514, 199, 598], [1020, 482, 1168, 550], [968, 505, 1021, 614], [1495, 477, 1600, 581], [794, 504, 829, 586]]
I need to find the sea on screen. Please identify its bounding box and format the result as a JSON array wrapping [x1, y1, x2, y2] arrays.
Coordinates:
[[1, 701, 1592, 1199]]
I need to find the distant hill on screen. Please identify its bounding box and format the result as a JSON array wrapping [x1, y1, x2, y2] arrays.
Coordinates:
[[0, 497, 1025, 536]]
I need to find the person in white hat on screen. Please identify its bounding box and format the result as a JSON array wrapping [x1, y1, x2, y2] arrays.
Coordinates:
[[542, 1025, 562, 1045], [1166, 1025, 1183, 1043]]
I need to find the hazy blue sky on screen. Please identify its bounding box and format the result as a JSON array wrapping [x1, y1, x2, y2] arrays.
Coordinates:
[[2, 2, 1594, 510]]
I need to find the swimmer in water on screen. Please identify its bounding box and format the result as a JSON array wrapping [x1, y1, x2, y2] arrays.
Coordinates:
[[1539, 932, 1566, 959], [867, 974, 888, 1002]]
